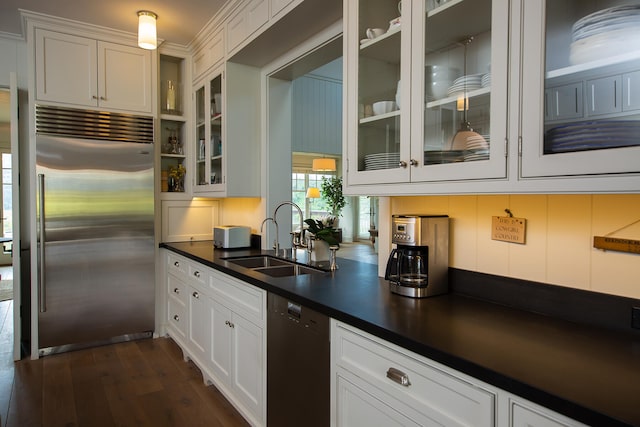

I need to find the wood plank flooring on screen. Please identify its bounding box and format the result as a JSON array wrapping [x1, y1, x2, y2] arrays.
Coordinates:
[[0, 303, 249, 427]]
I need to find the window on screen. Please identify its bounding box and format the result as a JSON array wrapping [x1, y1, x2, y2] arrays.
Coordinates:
[[291, 172, 334, 224], [1, 152, 11, 254]]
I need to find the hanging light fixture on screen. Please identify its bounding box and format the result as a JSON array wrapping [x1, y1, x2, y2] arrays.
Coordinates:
[[448, 36, 486, 151], [137, 11, 158, 50], [312, 158, 336, 171], [306, 187, 321, 198]]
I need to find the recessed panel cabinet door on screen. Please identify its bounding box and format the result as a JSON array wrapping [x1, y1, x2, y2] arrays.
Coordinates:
[[98, 42, 152, 113], [35, 29, 97, 106], [231, 312, 264, 421]]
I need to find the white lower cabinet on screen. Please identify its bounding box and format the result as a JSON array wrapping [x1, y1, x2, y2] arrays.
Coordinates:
[[163, 250, 266, 426], [331, 321, 588, 427], [188, 284, 210, 363], [508, 397, 588, 427], [332, 321, 496, 427]]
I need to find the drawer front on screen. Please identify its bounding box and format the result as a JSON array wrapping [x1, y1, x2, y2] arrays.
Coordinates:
[[187, 262, 208, 288], [334, 323, 495, 427], [209, 270, 265, 324], [167, 296, 186, 339], [167, 252, 188, 279], [167, 274, 188, 306]]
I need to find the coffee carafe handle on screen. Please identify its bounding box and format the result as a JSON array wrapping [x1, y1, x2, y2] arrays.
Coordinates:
[[384, 248, 399, 280]]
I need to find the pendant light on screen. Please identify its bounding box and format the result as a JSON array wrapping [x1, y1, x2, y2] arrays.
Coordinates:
[[312, 158, 336, 172], [137, 11, 158, 50], [448, 36, 486, 151]]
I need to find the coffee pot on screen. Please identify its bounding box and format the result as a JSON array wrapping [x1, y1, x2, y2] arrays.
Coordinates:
[[385, 215, 449, 298]]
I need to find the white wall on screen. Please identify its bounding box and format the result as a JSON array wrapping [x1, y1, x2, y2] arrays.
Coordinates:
[[387, 194, 640, 299]]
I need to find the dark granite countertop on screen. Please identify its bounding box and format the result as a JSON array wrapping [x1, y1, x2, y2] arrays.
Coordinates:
[[160, 240, 640, 427]]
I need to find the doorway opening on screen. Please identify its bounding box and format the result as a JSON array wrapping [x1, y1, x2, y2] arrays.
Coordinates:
[[265, 33, 378, 263]]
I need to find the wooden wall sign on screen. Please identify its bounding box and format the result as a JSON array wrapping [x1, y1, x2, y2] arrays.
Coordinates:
[[491, 216, 526, 244], [593, 236, 640, 254]]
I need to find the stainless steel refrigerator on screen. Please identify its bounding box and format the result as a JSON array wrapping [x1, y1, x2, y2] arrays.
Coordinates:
[[35, 105, 155, 356]]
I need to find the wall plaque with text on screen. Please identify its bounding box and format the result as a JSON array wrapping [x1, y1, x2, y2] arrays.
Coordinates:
[[491, 216, 526, 244]]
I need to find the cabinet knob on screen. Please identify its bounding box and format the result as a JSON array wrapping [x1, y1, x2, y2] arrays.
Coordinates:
[[225, 320, 235, 328], [100, 96, 106, 101], [174, 261, 180, 267], [173, 287, 180, 294], [92, 95, 98, 100], [194, 271, 201, 278], [192, 291, 199, 299], [399, 161, 408, 168], [410, 159, 419, 167], [173, 314, 180, 321], [386, 367, 411, 387]]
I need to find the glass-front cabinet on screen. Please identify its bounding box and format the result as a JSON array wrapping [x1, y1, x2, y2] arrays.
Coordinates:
[[194, 69, 224, 193], [345, 0, 509, 188], [520, 0, 640, 179], [191, 62, 261, 197]]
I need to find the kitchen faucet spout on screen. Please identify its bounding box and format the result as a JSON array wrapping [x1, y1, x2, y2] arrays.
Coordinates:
[[260, 217, 279, 254], [273, 201, 307, 257]]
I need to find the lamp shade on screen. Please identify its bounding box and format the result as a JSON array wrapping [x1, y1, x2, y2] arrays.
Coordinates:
[[312, 158, 336, 171], [306, 187, 321, 198], [138, 11, 157, 50]]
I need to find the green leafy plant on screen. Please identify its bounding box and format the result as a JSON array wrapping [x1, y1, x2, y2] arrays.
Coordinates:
[[320, 176, 346, 217], [304, 218, 340, 247]]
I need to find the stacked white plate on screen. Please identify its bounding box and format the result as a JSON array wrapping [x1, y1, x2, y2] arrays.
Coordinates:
[[364, 152, 401, 170], [424, 150, 465, 165], [544, 120, 640, 154], [570, 5, 640, 65], [481, 73, 491, 88], [447, 74, 483, 97]]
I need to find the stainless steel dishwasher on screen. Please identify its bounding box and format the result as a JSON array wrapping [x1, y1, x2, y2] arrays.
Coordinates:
[[267, 292, 330, 427]]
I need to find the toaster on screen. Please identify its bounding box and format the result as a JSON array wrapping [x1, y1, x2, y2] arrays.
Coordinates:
[[213, 225, 251, 249]]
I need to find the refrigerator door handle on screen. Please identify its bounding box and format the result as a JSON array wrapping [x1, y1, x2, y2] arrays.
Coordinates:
[[38, 173, 46, 313]]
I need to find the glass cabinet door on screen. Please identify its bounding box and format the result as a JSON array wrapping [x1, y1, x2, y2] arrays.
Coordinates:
[[410, 0, 509, 182], [193, 71, 224, 192], [210, 75, 223, 186], [521, 0, 640, 178], [194, 84, 206, 189], [346, 0, 509, 187], [346, 0, 411, 185]]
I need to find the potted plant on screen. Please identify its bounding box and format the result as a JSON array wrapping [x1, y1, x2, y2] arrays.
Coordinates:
[[320, 176, 346, 218], [304, 218, 340, 247]]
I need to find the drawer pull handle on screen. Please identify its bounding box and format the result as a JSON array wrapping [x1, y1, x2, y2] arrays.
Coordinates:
[[174, 261, 180, 267], [194, 271, 201, 278], [386, 367, 411, 387], [173, 315, 180, 321], [173, 288, 180, 294], [192, 291, 199, 299]]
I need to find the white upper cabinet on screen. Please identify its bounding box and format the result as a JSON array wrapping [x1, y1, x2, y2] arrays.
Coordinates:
[[519, 0, 640, 180], [35, 28, 152, 114], [227, 0, 270, 54], [192, 62, 261, 197], [344, 0, 509, 190]]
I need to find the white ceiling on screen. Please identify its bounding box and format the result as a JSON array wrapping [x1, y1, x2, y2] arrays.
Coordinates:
[[0, 0, 230, 46]]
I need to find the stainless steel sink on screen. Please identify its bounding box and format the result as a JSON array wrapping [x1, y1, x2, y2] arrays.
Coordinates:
[[223, 255, 326, 277], [224, 256, 290, 269]]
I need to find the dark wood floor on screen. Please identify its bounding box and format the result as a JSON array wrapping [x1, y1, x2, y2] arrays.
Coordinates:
[[0, 300, 249, 427]]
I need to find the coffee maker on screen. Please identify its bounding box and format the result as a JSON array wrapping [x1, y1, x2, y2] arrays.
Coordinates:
[[385, 215, 449, 298]]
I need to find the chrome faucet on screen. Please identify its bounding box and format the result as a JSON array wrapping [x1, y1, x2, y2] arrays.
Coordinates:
[[260, 217, 279, 254], [273, 201, 307, 258]]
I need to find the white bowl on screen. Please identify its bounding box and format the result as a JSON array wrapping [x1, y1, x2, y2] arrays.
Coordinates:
[[372, 101, 396, 115]]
